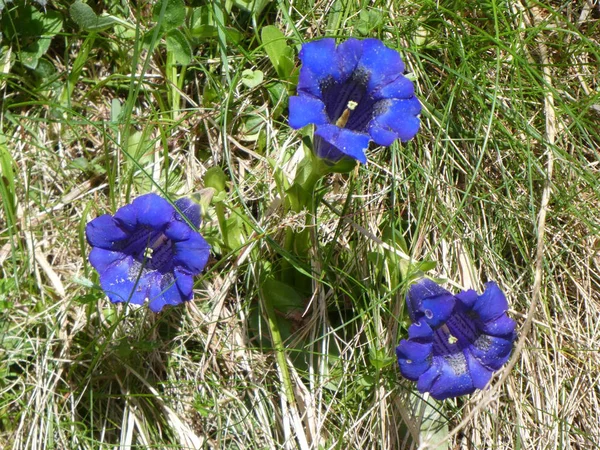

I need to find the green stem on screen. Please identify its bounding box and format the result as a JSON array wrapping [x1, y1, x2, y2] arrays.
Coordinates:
[[262, 289, 297, 418]]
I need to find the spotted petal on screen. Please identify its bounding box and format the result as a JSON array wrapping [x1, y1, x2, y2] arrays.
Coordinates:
[[315, 124, 370, 163], [289, 95, 329, 129], [369, 97, 422, 145], [358, 39, 406, 93]]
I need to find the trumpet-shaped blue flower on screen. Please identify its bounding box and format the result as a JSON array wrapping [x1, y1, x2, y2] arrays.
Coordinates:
[[396, 279, 516, 400], [86, 193, 210, 313], [289, 38, 421, 164]]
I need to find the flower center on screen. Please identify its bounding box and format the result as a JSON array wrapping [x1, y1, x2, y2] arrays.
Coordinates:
[[119, 227, 175, 274], [432, 311, 480, 357], [335, 100, 358, 128]]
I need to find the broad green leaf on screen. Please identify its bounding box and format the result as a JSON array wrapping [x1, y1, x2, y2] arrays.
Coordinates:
[[261, 25, 294, 79], [418, 399, 450, 450], [204, 167, 228, 193], [355, 9, 383, 36], [230, 0, 271, 15], [152, 0, 186, 32], [16, 8, 63, 69], [241, 69, 263, 89], [262, 278, 305, 312], [70, 1, 119, 32], [190, 5, 218, 39], [166, 29, 192, 65]]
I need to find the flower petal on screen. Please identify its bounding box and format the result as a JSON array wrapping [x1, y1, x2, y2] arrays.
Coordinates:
[[132, 193, 174, 229], [148, 296, 167, 313], [373, 74, 415, 100], [396, 340, 433, 380], [98, 256, 140, 304], [473, 282, 510, 322], [297, 38, 341, 97], [289, 95, 329, 129], [416, 360, 441, 394], [406, 279, 457, 328], [165, 220, 192, 242], [407, 318, 434, 341], [113, 203, 138, 231], [86, 215, 129, 249], [89, 247, 126, 273], [368, 97, 421, 146], [427, 353, 475, 400], [358, 39, 405, 93], [455, 289, 478, 309], [173, 233, 210, 274], [315, 124, 370, 163], [336, 38, 363, 81], [174, 268, 194, 298], [478, 313, 516, 336], [175, 197, 201, 228], [465, 351, 493, 389], [469, 334, 514, 370]]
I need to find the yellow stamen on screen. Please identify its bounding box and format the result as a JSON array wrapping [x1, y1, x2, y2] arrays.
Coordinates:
[[440, 324, 458, 344], [335, 100, 358, 128]]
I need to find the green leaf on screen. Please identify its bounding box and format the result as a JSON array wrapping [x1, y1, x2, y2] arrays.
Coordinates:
[[204, 167, 228, 193], [355, 9, 383, 36], [230, 0, 271, 15], [241, 69, 264, 89], [16, 8, 63, 69], [166, 29, 192, 65], [418, 399, 450, 450], [261, 25, 294, 79], [152, 0, 186, 32], [190, 5, 218, 39], [262, 278, 305, 313], [70, 1, 119, 32], [0, 140, 17, 225]]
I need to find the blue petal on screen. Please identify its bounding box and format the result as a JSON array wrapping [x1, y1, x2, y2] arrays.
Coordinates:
[[173, 233, 210, 274], [465, 351, 493, 389], [165, 220, 192, 242], [113, 203, 138, 231], [98, 256, 140, 304], [427, 354, 475, 400], [174, 268, 194, 298], [478, 313, 516, 336], [297, 39, 341, 96], [89, 247, 126, 273], [336, 38, 363, 81], [419, 293, 455, 329], [289, 95, 329, 129], [469, 334, 514, 370], [86, 215, 129, 249], [358, 39, 405, 93], [369, 97, 421, 145], [137, 270, 163, 312], [396, 340, 433, 380], [416, 360, 441, 394], [175, 197, 201, 228], [315, 124, 370, 163], [407, 279, 452, 314], [132, 193, 174, 229], [407, 318, 434, 341], [148, 296, 167, 313], [455, 289, 477, 309], [372, 75, 415, 100], [473, 282, 510, 322]]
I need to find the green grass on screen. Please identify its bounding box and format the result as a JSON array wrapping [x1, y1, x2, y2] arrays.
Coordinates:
[[1, 0, 600, 448]]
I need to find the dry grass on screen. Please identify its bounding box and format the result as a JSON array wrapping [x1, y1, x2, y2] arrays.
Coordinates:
[[1, 0, 600, 449]]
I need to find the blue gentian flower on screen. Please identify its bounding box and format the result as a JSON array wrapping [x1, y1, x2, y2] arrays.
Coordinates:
[[86, 193, 210, 313], [396, 279, 517, 400], [289, 38, 421, 164]]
